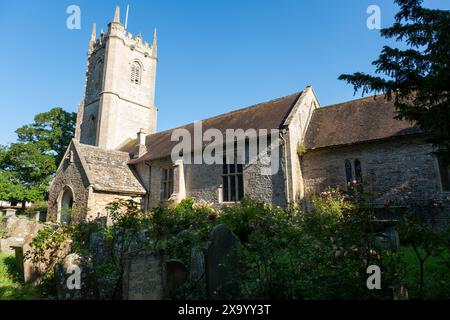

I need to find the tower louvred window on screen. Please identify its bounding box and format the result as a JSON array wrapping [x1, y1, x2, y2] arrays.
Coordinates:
[[131, 62, 141, 85]]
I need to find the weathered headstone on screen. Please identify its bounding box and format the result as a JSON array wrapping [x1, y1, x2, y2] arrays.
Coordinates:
[[12, 245, 24, 275], [206, 224, 241, 297], [373, 227, 400, 251], [393, 284, 409, 300], [32, 211, 40, 223], [54, 253, 98, 300], [39, 211, 47, 223], [122, 249, 166, 300], [166, 259, 188, 298], [5, 209, 16, 219], [21, 224, 69, 285], [373, 234, 390, 250], [384, 227, 400, 249], [30, 211, 46, 223], [0, 237, 25, 255], [189, 247, 205, 282], [89, 232, 109, 263], [5, 216, 35, 239]]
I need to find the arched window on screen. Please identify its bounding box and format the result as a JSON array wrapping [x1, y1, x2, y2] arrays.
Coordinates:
[[354, 159, 363, 183], [94, 60, 104, 91], [59, 186, 74, 224], [130, 62, 141, 85], [345, 159, 353, 184]]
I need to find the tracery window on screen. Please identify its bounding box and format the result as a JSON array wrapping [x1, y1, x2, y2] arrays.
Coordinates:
[[131, 62, 141, 85]]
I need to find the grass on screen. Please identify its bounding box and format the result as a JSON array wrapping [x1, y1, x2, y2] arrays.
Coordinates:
[[0, 252, 40, 300], [0, 243, 448, 300], [397, 245, 450, 299]]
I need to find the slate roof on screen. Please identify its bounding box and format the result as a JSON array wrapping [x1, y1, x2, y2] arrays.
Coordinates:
[[304, 96, 422, 150], [130, 92, 302, 163], [74, 141, 146, 194]]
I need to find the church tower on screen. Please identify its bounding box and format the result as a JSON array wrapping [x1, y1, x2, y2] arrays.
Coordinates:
[[78, 6, 158, 150]]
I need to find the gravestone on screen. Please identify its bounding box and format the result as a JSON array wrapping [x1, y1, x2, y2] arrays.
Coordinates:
[[5, 216, 35, 239], [122, 249, 166, 300], [373, 227, 400, 251], [21, 224, 69, 285], [5, 209, 16, 219], [166, 259, 188, 298], [54, 253, 98, 300], [393, 284, 409, 300], [30, 211, 46, 223], [12, 245, 24, 275], [39, 211, 47, 223], [89, 232, 109, 263], [189, 247, 205, 282], [206, 224, 241, 297], [0, 237, 24, 255], [384, 227, 400, 249]]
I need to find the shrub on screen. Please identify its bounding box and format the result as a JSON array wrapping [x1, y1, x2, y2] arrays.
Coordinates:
[[22, 192, 450, 300], [147, 198, 217, 264]]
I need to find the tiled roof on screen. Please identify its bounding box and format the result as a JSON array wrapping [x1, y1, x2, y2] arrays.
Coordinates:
[[304, 95, 422, 149], [75, 142, 146, 194], [130, 92, 302, 163]]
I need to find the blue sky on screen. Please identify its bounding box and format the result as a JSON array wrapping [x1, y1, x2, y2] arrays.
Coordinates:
[[0, 0, 449, 145]]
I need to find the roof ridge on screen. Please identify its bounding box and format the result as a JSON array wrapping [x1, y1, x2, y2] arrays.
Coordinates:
[[321, 94, 389, 110], [77, 142, 131, 156], [146, 92, 302, 139]]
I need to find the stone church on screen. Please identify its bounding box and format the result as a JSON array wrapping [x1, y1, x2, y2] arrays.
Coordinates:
[[48, 7, 450, 226]]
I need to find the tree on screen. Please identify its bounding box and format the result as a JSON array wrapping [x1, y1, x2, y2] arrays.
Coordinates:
[[0, 108, 76, 205], [339, 0, 450, 152], [15, 107, 77, 165]]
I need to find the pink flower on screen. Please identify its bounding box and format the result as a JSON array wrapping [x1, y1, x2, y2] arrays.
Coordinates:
[[352, 179, 357, 184]]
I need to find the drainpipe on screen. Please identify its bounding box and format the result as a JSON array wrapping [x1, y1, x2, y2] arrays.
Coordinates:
[[279, 129, 291, 204], [145, 161, 152, 211]]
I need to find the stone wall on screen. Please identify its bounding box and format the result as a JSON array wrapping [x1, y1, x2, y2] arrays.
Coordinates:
[[134, 162, 151, 209], [243, 147, 287, 207], [302, 135, 450, 225], [79, 100, 99, 146], [48, 144, 90, 222], [86, 191, 143, 222], [283, 87, 319, 203], [185, 162, 222, 205], [146, 148, 288, 208], [147, 158, 174, 208]]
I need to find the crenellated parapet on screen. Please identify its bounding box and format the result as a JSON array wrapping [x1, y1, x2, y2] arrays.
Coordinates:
[[88, 6, 156, 59]]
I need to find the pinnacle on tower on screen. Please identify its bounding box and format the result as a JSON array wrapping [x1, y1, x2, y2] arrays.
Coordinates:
[[152, 28, 158, 58], [89, 23, 96, 50], [113, 5, 120, 23]]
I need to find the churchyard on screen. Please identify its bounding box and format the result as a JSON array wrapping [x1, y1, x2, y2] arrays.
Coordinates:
[[1, 188, 449, 300]]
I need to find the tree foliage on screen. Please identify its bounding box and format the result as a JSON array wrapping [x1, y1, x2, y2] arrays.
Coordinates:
[[339, 0, 450, 152], [15, 107, 76, 164], [0, 107, 76, 203]]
